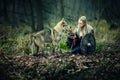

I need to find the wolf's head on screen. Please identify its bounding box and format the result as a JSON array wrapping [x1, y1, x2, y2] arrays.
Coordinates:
[[60, 18, 68, 27]]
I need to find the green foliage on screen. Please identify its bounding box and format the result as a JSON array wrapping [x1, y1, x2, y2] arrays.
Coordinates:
[[96, 42, 105, 51], [101, 58, 109, 64], [44, 43, 53, 51], [114, 30, 120, 43], [16, 34, 31, 55], [89, 20, 119, 43], [60, 40, 70, 50], [0, 35, 31, 55], [0, 39, 17, 55], [0, 24, 31, 55]]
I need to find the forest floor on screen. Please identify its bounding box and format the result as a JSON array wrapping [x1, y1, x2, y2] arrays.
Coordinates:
[[0, 43, 120, 80]]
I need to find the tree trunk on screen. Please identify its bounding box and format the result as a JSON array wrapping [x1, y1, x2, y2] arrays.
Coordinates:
[[12, 0, 17, 27], [60, 0, 64, 18], [3, 0, 9, 23], [35, 0, 44, 31], [23, 0, 28, 23], [29, 0, 36, 32]]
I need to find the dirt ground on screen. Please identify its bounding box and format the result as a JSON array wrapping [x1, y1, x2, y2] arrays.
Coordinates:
[[0, 43, 120, 80]]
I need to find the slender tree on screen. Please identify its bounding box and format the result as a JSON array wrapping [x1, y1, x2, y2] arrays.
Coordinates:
[[29, 0, 36, 32], [60, 0, 64, 18], [3, 0, 9, 23], [12, 0, 17, 27], [35, 0, 44, 31]]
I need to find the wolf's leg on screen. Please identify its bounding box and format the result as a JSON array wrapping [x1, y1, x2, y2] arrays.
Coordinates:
[[41, 49, 48, 58], [57, 41, 62, 54], [30, 42, 39, 56], [51, 43, 55, 55]]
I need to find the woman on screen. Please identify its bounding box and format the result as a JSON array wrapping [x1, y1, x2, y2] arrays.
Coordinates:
[[67, 16, 94, 54]]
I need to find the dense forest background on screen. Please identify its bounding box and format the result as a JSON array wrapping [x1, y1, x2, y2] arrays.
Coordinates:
[[0, 0, 120, 42], [0, 0, 120, 29], [0, 0, 120, 80]]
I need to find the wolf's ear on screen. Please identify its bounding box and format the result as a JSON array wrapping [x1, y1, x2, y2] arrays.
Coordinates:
[[62, 18, 64, 21]]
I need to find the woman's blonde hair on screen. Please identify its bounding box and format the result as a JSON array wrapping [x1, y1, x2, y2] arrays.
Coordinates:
[[78, 16, 86, 23]]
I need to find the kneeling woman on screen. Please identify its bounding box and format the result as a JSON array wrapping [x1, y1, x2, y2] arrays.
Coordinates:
[[67, 16, 95, 54]]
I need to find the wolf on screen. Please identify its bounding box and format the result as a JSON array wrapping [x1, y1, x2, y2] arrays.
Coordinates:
[[30, 18, 68, 56]]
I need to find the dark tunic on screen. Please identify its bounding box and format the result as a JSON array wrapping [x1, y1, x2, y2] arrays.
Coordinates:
[[66, 24, 96, 54]]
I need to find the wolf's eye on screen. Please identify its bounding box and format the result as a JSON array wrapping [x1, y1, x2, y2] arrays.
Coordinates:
[[63, 23, 67, 27], [47, 29, 51, 33]]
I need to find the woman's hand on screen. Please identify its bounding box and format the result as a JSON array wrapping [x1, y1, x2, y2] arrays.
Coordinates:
[[66, 25, 72, 31]]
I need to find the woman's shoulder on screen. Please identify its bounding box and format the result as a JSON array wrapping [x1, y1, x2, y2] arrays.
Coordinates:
[[87, 24, 93, 30]]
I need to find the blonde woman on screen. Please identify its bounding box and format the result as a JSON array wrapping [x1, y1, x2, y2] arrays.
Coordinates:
[[67, 16, 95, 54]]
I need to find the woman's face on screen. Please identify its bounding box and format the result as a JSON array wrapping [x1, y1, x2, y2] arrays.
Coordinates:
[[78, 20, 85, 28]]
